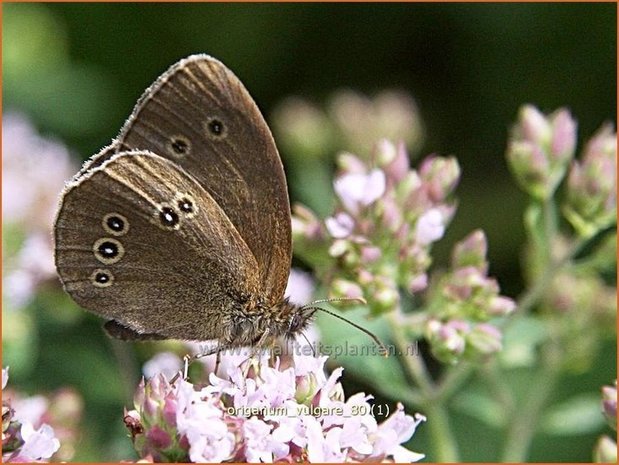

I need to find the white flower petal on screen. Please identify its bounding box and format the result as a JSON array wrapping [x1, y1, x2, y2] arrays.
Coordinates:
[[19, 423, 60, 460], [325, 212, 355, 238], [415, 208, 445, 245]]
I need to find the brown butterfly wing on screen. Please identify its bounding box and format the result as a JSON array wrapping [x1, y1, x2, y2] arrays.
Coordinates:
[[110, 55, 291, 305], [55, 151, 262, 341]]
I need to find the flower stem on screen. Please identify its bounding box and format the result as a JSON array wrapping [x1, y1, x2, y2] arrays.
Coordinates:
[[500, 343, 562, 461], [387, 312, 461, 461], [423, 401, 460, 462]]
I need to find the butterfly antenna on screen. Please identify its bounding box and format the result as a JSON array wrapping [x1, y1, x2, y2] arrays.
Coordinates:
[[299, 331, 317, 357], [302, 305, 388, 356], [307, 296, 367, 307]]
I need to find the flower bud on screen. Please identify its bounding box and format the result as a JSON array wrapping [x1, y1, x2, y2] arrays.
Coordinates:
[[330, 279, 364, 300], [602, 382, 617, 431], [452, 230, 488, 271], [418, 156, 460, 202], [507, 105, 577, 199], [466, 323, 503, 357], [291, 204, 323, 241], [564, 123, 616, 237], [593, 435, 617, 463], [379, 140, 410, 183]]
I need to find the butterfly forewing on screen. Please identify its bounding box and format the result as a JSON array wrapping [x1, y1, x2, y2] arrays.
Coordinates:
[[113, 55, 292, 305], [54, 151, 262, 341]]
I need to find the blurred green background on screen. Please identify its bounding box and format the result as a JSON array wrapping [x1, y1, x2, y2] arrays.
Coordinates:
[[2, 3, 616, 462]]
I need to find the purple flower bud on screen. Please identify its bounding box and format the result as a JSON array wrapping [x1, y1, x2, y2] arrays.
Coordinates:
[[357, 269, 375, 286], [508, 105, 577, 199], [550, 109, 577, 163], [337, 152, 368, 174], [379, 140, 410, 183], [162, 395, 177, 429], [360, 245, 381, 263], [565, 123, 616, 235], [408, 274, 428, 293], [325, 212, 355, 239], [602, 382, 617, 430], [467, 323, 503, 356], [330, 279, 364, 300], [146, 425, 172, 450], [487, 296, 516, 316], [418, 156, 460, 202], [379, 195, 403, 232], [134, 378, 146, 411], [519, 105, 551, 143], [452, 230, 488, 271], [426, 319, 468, 363], [292, 204, 324, 241], [507, 140, 551, 199]]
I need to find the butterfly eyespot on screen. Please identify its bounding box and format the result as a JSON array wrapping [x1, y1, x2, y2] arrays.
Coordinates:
[[91, 268, 114, 288], [93, 238, 125, 265], [102, 213, 129, 236], [179, 198, 193, 211], [168, 136, 191, 157], [158, 206, 180, 229], [206, 118, 225, 137], [174, 193, 198, 219]]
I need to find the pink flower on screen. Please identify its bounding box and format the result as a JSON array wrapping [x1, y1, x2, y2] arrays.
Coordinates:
[[16, 422, 60, 462], [2, 113, 76, 231], [285, 268, 315, 305], [415, 208, 445, 245], [127, 355, 425, 462], [325, 212, 355, 238], [143, 352, 183, 380], [334, 169, 386, 214], [372, 405, 426, 461]]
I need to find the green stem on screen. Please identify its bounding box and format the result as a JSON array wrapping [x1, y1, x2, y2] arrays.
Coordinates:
[[435, 362, 473, 402], [387, 313, 433, 393], [500, 343, 562, 461], [386, 312, 461, 461], [511, 235, 588, 322], [423, 401, 461, 462]]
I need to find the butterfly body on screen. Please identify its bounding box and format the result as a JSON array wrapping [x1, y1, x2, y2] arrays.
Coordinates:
[[54, 55, 312, 349]]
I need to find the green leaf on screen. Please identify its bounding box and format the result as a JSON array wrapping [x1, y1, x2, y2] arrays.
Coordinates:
[[452, 390, 506, 428], [540, 393, 606, 435], [499, 316, 547, 368], [316, 307, 414, 403]]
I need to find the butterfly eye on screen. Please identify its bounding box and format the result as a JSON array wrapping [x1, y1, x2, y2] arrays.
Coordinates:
[[91, 269, 114, 288], [206, 118, 225, 137], [93, 238, 125, 264], [168, 136, 191, 157], [103, 213, 129, 236]]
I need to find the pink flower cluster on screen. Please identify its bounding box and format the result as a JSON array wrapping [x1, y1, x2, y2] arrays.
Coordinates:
[[3, 112, 77, 309], [126, 354, 425, 462], [2, 368, 61, 463], [506, 105, 577, 200], [293, 140, 460, 315], [292, 138, 514, 362]]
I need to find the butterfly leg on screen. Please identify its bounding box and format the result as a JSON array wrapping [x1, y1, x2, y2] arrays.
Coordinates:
[[214, 351, 222, 376]]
